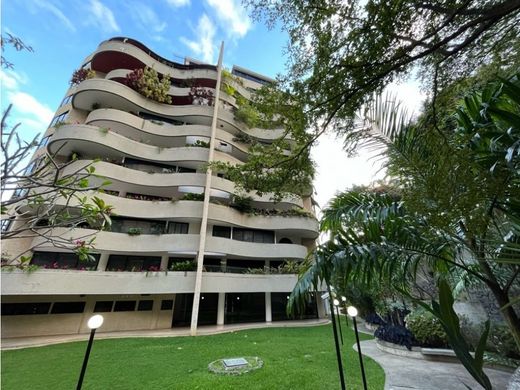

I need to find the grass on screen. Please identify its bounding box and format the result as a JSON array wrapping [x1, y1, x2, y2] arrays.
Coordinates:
[[1, 324, 385, 389]]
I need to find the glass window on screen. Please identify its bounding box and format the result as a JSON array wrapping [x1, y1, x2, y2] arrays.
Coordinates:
[[51, 302, 85, 314], [94, 301, 113, 312], [114, 301, 136, 312], [138, 300, 154, 311], [1, 302, 51, 315], [1, 218, 13, 232], [213, 225, 231, 238], [106, 255, 160, 271], [49, 111, 69, 128], [31, 251, 99, 270], [233, 228, 274, 243], [161, 300, 173, 310], [60, 95, 73, 106], [167, 222, 189, 234]]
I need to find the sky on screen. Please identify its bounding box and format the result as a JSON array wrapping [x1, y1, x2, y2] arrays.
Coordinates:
[[1, 0, 425, 210]]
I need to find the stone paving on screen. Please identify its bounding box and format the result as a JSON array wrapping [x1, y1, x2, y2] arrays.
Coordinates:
[[358, 339, 514, 390]]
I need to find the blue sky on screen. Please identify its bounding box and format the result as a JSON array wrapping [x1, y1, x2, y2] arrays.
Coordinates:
[[1, 0, 287, 140], [1, 0, 424, 207]]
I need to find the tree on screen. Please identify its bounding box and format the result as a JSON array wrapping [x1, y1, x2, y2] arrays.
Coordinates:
[[1, 35, 112, 265], [217, 0, 520, 196], [288, 75, 520, 387], [1, 33, 33, 69]]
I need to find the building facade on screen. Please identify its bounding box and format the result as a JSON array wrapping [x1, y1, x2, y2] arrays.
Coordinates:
[[1, 37, 323, 338]]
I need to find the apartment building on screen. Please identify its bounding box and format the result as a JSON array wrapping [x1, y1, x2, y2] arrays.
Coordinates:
[[1, 37, 323, 338]]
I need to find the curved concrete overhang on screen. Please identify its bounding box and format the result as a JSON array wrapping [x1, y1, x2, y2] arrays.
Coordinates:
[[47, 125, 222, 167], [1, 270, 297, 295], [30, 228, 309, 259]]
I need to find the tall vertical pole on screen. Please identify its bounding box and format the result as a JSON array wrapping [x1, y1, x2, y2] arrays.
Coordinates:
[[76, 329, 96, 390], [336, 306, 344, 345], [353, 317, 368, 390], [328, 286, 346, 390], [190, 42, 225, 336]]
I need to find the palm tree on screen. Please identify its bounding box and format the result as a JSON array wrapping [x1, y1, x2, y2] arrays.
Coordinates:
[[289, 75, 520, 389]]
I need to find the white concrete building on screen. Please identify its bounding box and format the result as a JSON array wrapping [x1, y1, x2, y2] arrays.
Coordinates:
[[1, 37, 323, 338]]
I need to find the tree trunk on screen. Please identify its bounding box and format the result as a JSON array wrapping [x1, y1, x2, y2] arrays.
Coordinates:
[[485, 281, 520, 351]]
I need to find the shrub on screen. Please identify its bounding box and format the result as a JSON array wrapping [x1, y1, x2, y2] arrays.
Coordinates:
[[374, 324, 418, 350], [405, 308, 449, 348], [181, 193, 204, 201], [365, 312, 386, 326], [170, 260, 197, 271], [125, 67, 172, 104], [70, 68, 95, 85], [488, 325, 520, 359], [127, 228, 142, 236], [230, 195, 253, 213]]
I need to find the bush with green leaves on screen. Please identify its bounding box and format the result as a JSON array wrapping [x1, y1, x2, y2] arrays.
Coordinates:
[[405, 308, 449, 348], [181, 193, 204, 201], [488, 325, 520, 359], [170, 260, 197, 271], [230, 194, 253, 213], [374, 324, 418, 350], [125, 67, 172, 104]]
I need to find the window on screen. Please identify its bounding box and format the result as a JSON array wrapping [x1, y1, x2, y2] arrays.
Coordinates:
[[51, 302, 85, 314], [138, 300, 154, 311], [38, 135, 52, 148], [213, 225, 231, 238], [1, 302, 51, 315], [49, 111, 69, 128], [106, 255, 161, 272], [161, 300, 173, 310], [167, 222, 189, 234], [1, 218, 13, 232], [94, 301, 113, 312], [114, 301, 136, 312], [60, 95, 73, 107], [233, 228, 274, 243], [31, 251, 99, 270]]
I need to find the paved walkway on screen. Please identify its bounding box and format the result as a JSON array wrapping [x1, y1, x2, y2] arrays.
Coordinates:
[[358, 339, 513, 389], [1, 319, 328, 350]]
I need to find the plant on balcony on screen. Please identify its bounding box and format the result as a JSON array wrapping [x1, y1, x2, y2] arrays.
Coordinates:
[[245, 267, 266, 275], [186, 140, 210, 148], [234, 96, 261, 128], [189, 86, 214, 106], [181, 193, 204, 201], [170, 260, 197, 271], [232, 132, 255, 145], [272, 261, 304, 274], [125, 67, 172, 104], [70, 68, 95, 85], [221, 82, 236, 97], [127, 227, 142, 236], [98, 127, 109, 135], [222, 69, 244, 86], [230, 194, 253, 213]]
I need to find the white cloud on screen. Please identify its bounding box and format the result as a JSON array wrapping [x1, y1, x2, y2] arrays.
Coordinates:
[[86, 0, 120, 33], [32, 0, 76, 32], [8, 92, 54, 129], [180, 14, 216, 64], [129, 2, 167, 33], [166, 0, 190, 7], [0, 69, 28, 91], [206, 0, 251, 38]]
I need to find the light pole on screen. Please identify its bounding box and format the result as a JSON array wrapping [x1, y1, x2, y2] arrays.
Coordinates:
[[77, 314, 104, 390], [324, 288, 346, 390], [333, 299, 343, 345], [341, 296, 349, 328], [348, 306, 368, 390]]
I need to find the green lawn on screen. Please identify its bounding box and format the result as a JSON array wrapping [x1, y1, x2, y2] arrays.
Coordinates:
[[1, 324, 384, 389]]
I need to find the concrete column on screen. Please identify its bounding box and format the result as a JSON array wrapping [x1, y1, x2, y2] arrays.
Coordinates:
[[160, 254, 169, 271], [265, 292, 272, 322], [96, 252, 109, 271], [220, 258, 227, 272], [217, 292, 225, 325], [316, 292, 327, 319], [265, 259, 270, 273]]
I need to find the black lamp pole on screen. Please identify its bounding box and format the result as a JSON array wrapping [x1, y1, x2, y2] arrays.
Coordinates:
[[335, 305, 344, 345], [77, 328, 96, 390], [352, 316, 368, 390], [327, 286, 346, 390]]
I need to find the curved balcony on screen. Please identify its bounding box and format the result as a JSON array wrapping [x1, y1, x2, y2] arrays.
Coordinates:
[[91, 41, 218, 82], [47, 125, 231, 167], [85, 109, 249, 162], [81, 194, 317, 237], [1, 269, 297, 295], [30, 228, 309, 259]]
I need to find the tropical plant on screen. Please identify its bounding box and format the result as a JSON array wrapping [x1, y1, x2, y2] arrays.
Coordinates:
[[287, 74, 520, 389], [405, 308, 449, 348], [70, 68, 95, 85], [126, 228, 142, 236], [374, 324, 417, 350], [181, 193, 204, 201], [229, 194, 253, 213], [170, 260, 197, 271], [125, 67, 172, 104]]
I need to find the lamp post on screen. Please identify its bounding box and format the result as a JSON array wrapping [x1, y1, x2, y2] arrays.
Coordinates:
[[348, 306, 368, 390], [333, 299, 344, 345], [341, 296, 349, 328], [77, 314, 104, 390], [324, 288, 346, 390]]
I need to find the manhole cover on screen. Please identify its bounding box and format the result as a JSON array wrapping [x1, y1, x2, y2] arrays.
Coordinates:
[[208, 356, 263, 375]]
